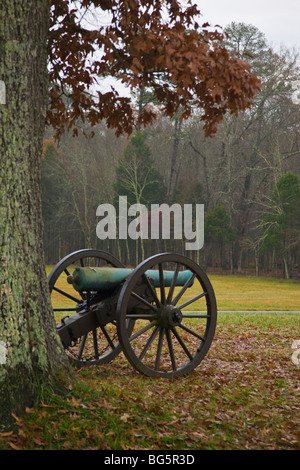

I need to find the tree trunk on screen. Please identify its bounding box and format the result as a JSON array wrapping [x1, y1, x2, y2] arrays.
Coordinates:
[[167, 117, 182, 203], [0, 0, 69, 431], [283, 254, 289, 279]]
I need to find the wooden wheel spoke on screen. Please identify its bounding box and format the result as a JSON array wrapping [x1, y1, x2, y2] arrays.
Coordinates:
[[177, 291, 206, 310], [166, 329, 177, 371], [130, 291, 158, 312], [92, 329, 99, 359], [158, 263, 166, 305], [154, 327, 164, 371], [126, 313, 157, 319], [129, 321, 156, 342], [166, 262, 180, 304], [142, 273, 161, 308], [171, 272, 196, 306], [171, 327, 193, 361], [178, 323, 205, 342], [77, 334, 87, 360], [100, 325, 116, 350], [52, 286, 81, 303], [138, 325, 160, 360]]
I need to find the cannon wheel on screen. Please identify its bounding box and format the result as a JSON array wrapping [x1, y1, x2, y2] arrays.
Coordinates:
[[116, 253, 217, 378], [48, 249, 126, 366]]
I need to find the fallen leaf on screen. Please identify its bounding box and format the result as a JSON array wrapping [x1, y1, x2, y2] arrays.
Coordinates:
[[120, 413, 130, 422]]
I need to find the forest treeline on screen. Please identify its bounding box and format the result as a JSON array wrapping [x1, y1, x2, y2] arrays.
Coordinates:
[[42, 23, 300, 278]]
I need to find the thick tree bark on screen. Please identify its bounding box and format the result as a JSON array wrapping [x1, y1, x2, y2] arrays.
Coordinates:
[[0, 1, 69, 431]]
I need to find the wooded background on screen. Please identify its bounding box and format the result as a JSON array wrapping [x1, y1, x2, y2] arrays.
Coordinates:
[[42, 23, 300, 279]]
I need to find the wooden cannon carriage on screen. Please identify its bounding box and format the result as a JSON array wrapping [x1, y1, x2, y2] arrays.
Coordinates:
[[48, 249, 217, 378]]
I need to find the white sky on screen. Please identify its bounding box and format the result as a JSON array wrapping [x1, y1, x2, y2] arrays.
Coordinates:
[[197, 0, 300, 50]]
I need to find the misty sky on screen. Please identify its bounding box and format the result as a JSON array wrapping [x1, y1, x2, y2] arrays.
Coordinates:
[[198, 0, 300, 50]]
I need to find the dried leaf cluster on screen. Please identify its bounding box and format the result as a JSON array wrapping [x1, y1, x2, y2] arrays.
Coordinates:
[[47, 0, 261, 138]]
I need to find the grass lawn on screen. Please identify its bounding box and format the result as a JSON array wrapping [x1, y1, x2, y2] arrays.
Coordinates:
[[0, 271, 299, 450], [209, 274, 300, 311]]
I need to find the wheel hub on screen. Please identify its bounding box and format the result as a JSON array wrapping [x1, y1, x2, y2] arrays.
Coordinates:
[[158, 304, 182, 328]]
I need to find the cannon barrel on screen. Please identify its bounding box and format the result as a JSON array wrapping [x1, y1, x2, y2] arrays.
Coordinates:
[[67, 266, 194, 292]]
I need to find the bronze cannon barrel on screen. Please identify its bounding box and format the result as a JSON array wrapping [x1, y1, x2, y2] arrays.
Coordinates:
[[67, 266, 194, 292]]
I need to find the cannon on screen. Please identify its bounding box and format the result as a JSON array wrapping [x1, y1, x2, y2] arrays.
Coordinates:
[[48, 249, 217, 378]]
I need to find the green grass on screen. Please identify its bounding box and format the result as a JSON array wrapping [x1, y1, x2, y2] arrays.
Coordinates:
[[209, 274, 300, 311], [0, 272, 299, 450]]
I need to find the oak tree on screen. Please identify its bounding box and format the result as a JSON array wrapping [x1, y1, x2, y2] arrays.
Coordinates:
[[0, 0, 67, 432], [0, 0, 260, 430]]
